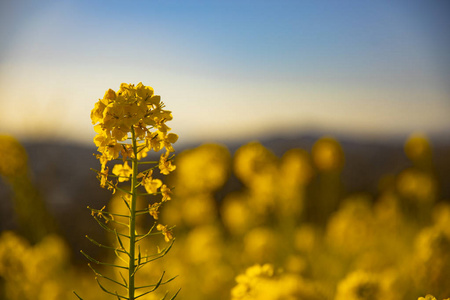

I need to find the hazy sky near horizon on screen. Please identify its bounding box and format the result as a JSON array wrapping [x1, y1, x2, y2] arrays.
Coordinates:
[[0, 0, 449, 145]]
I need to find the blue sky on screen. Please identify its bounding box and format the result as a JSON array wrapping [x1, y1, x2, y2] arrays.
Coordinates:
[[0, 0, 449, 145]]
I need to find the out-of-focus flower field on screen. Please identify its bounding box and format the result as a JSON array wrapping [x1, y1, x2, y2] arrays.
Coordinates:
[[1, 134, 450, 299]]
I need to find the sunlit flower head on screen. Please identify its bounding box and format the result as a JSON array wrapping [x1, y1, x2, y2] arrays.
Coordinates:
[[91, 83, 178, 190]]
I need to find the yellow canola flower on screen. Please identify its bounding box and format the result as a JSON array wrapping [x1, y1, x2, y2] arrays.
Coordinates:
[[133, 121, 148, 140], [156, 224, 173, 242], [112, 162, 132, 182], [163, 133, 179, 152], [161, 184, 172, 201], [102, 143, 123, 161], [139, 171, 163, 194], [135, 82, 154, 99], [93, 129, 110, 148], [112, 126, 129, 142], [90, 100, 107, 125], [149, 203, 161, 220], [147, 131, 178, 153], [159, 151, 176, 175]]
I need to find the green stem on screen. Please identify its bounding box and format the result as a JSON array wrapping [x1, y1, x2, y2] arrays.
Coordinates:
[[129, 127, 139, 300]]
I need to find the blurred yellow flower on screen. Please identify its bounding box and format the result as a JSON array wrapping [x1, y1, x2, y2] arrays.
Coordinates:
[[312, 137, 344, 172], [175, 143, 231, 193], [280, 148, 314, 186], [294, 225, 319, 253], [404, 133, 431, 162], [418, 296, 437, 300], [413, 226, 450, 298], [326, 195, 375, 255], [221, 192, 253, 236], [243, 227, 277, 264], [0, 135, 28, 177], [0, 231, 71, 300], [177, 194, 216, 227], [185, 225, 223, 264], [397, 168, 436, 203], [334, 270, 386, 300], [233, 141, 277, 188]]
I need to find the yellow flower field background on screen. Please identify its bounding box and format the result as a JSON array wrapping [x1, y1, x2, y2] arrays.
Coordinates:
[[1, 132, 449, 299]]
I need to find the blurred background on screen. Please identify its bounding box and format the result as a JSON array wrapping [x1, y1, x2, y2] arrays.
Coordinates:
[[1, 0, 450, 299]]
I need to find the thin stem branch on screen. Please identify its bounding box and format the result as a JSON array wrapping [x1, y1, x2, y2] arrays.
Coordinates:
[[137, 161, 158, 164], [85, 235, 129, 255], [88, 263, 128, 289], [80, 250, 128, 269]]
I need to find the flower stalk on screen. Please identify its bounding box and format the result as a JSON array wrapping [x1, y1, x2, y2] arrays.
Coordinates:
[[75, 82, 179, 300], [128, 127, 138, 299]]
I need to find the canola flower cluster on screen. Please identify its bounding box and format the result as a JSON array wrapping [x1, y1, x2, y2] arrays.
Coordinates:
[[83, 83, 179, 299], [91, 82, 177, 224]]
